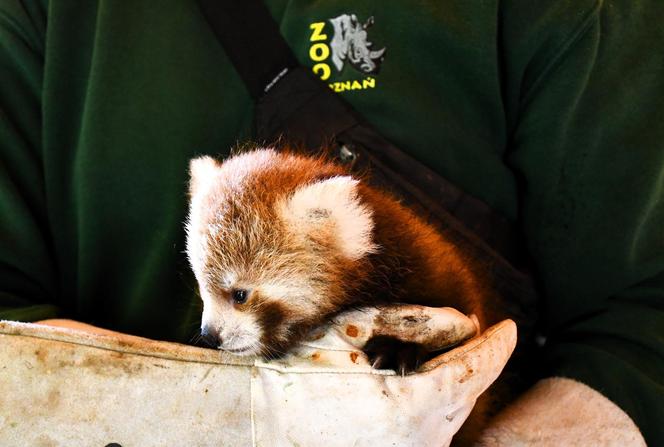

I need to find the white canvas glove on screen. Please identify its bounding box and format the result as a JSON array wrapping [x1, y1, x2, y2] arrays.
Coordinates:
[[2, 308, 516, 446]]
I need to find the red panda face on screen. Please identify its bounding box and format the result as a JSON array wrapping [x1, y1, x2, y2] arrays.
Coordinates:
[[185, 149, 377, 358]]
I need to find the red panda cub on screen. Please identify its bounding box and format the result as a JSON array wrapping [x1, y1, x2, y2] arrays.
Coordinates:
[[185, 148, 494, 371]]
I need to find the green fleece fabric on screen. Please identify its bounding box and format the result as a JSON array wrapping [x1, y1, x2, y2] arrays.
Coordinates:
[[1, 0, 662, 442]]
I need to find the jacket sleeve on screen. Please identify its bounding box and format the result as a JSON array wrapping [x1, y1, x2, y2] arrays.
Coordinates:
[[502, 1, 664, 444], [0, 0, 60, 321]]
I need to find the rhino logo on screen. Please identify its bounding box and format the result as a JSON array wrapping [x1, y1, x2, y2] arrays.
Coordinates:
[[329, 14, 386, 75]]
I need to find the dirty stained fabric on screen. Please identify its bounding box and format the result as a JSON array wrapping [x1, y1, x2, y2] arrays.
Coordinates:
[[0, 318, 516, 447]]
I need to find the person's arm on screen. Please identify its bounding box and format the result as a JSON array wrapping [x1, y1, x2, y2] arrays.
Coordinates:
[[476, 377, 645, 446], [0, 0, 60, 321], [488, 1, 664, 444]]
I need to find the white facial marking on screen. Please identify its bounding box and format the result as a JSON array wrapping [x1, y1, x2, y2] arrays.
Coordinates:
[[218, 311, 263, 355], [220, 271, 237, 290], [276, 176, 377, 260], [260, 280, 317, 318], [199, 288, 263, 356]]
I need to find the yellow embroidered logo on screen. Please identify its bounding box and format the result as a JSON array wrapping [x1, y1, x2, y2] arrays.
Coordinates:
[[308, 14, 386, 93]]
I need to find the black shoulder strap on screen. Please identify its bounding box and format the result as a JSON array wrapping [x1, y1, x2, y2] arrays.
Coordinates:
[[196, 1, 299, 100]]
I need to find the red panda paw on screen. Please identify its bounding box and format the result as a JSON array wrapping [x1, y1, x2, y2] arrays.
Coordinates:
[[363, 335, 429, 376]]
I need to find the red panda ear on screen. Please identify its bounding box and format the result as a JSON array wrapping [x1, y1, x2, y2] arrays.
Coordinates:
[[188, 156, 219, 196], [277, 176, 377, 260]]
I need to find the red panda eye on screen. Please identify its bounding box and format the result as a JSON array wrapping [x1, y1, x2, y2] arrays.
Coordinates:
[[231, 289, 249, 305]]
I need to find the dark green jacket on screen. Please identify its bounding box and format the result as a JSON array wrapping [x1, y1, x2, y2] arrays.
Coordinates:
[[1, 1, 662, 442]]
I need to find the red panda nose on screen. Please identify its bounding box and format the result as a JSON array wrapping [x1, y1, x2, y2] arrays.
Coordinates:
[[200, 325, 221, 348]]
